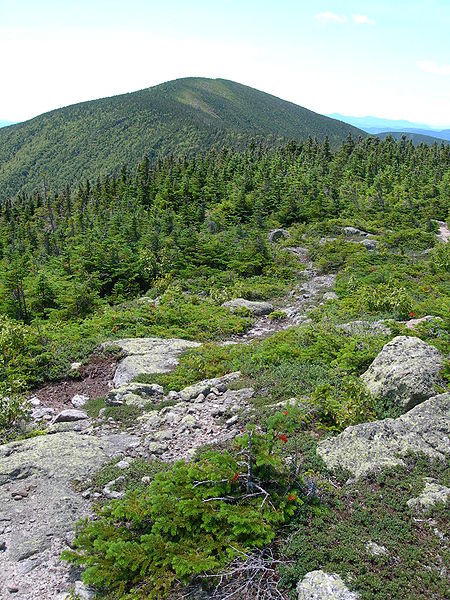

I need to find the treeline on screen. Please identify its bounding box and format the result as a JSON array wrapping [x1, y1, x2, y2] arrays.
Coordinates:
[[0, 135, 449, 323]]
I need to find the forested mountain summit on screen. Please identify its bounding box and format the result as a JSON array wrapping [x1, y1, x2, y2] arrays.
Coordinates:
[[0, 77, 363, 199]]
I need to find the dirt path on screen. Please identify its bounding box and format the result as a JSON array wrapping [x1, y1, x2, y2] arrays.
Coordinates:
[[30, 353, 117, 411]]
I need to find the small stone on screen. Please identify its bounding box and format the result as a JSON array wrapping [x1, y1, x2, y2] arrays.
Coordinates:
[[147, 441, 168, 455], [138, 412, 161, 428], [53, 409, 89, 423], [268, 228, 289, 243], [404, 315, 443, 330], [71, 394, 89, 408], [115, 460, 131, 470], [103, 489, 124, 500], [226, 415, 239, 426], [341, 226, 369, 237], [64, 531, 76, 548], [216, 383, 227, 393], [154, 429, 172, 441], [31, 407, 55, 420], [29, 397, 41, 407], [359, 238, 377, 251], [366, 541, 389, 556], [210, 387, 220, 396], [0, 539, 6, 551], [6, 583, 19, 593], [71, 362, 82, 371], [297, 570, 359, 599], [12, 488, 29, 500], [407, 481, 450, 512], [74, 580, 95, 600], [180, 414, 197, 429], [195, 393, 206, 402], [323, 291, 338, 301], [141, 476, 151, 484], [167, 390, 180, 401]]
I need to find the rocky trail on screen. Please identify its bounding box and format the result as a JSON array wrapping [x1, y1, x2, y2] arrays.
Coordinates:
[[1, 229, 448, 599], [1, 239, 339, 599], [434, 219, 450, 243], [225, 256, 336, 342]]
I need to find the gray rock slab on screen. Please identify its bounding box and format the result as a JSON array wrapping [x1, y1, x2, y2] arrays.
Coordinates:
[[222, 298, 274, 316], [104, 337, 201, 386], [317, 393, 450, 479], [361, 336, 443, 410], [0, 431, 139, 599]]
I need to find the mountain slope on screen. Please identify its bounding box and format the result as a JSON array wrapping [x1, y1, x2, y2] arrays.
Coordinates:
[[0, 78, 362, 198]]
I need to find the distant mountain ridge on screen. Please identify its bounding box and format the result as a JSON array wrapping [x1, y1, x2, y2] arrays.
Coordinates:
[[329, 113, 450, 142], [376, 131, 449, 145], [0, 120, 15, 128], [0, 78, 363, 199]]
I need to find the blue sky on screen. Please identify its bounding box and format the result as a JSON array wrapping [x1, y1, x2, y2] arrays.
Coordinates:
[[1, 0, 449, 125]]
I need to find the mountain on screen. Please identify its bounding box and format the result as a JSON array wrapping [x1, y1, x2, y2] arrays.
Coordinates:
[[329, 113, 450, 141], [0, 78, 363, 199], [328, 113, 430, 131]]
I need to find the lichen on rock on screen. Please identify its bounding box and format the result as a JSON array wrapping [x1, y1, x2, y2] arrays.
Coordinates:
[[297, 570, 359, 599], [317, 393, 450, 479], [361, 336, 443, 410]]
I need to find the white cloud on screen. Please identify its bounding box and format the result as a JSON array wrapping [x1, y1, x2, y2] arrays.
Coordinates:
[[417, 60, 450, 76], [315, 12, 376, 26], [315, 12, 347, 24], [352, 15, 376, 26]]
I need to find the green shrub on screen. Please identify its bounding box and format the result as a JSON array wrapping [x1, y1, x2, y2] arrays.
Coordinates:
[[311, 377, 376, 431], [268, 310, 287, 320], [0, 387, 30, 444], [62, 428, 302, 598], [357, 283, 413, 319]]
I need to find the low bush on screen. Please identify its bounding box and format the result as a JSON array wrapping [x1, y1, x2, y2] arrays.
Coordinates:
[[0, 386, 29, 444], [63, 424, 304, 599], [311, 377, 376, 431]]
